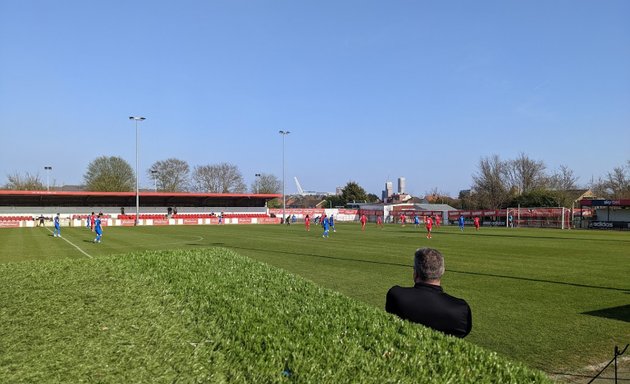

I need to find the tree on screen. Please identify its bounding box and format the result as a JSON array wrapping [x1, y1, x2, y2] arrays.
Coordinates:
[[592, 161, 630, 198], [548, 165, 578, 191], [366, 193, 380, 203], [341, 181, 368, 203], [509, 189, 561, 207], [251, 173, 281, 194], [147, 158, 190, 192], [471, 155, 509, 209], [457, 189, 475, 209], [4, 172, 45, 190], [323, 194, 345, 208], [548, 165, 580, 207], [191, 163, 247, 193], [505, 153, 548, 194], [425, 187, 452, 204], [84, 156, 135, 191]]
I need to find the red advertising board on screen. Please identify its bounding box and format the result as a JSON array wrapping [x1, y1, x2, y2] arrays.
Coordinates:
[[119, 219, 135, 226], [0, 221, 20, 228], [153, 219, 169, 226], [259, 218, 281, 224], [183, 218, 198, 225]]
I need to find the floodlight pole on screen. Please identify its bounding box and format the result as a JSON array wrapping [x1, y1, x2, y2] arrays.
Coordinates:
[[255, 173, 261, 194], [279, 131, 290, 223], [129, 116, 146, 225], [151, 170, 158, 192], [44, 166, 52, 191]]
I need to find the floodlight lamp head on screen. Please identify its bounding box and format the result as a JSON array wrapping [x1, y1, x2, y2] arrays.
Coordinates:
[[129, 116, 146, 121]]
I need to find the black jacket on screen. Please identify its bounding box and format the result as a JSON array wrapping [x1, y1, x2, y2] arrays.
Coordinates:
[[385, 282, 472, 338]]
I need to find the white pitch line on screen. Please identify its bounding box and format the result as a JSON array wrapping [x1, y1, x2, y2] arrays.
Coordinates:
[[46, 228, 93, 259]]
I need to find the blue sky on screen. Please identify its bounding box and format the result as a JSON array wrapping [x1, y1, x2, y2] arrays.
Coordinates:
[[1, 0, 629, 197]]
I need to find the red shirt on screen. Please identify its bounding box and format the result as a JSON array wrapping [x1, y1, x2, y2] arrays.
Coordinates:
[[360, 215, 367, 224], [426, 217, 433, 229]]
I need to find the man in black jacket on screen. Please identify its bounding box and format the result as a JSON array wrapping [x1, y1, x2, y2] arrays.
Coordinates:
[[385, 248, 472, 338]]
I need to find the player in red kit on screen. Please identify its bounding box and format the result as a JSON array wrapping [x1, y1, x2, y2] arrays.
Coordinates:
[[435, 215, 441, 227], [425, 216, 433, 239], [376, 215, 383, 228], [305, 214, 311, 231], [360, 214, 367, 231], [473, 216, 480, 231]]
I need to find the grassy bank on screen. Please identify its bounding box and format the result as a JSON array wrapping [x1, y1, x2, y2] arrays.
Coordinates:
[[0, 248, 551, 383]]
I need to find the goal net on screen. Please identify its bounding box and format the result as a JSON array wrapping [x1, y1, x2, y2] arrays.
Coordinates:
[[506, 207, 572, 229]]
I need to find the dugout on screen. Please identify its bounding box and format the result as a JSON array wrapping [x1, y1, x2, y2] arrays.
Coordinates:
[[578, 199, 630, 230]]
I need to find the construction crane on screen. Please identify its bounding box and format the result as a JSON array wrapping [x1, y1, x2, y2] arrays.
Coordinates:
[[294, 177, 333, 196], [294, 177, 306, 195]]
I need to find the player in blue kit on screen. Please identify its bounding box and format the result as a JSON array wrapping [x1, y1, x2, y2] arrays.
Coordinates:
[[329, 214, 336, 232], [93, 214, 103, 243], [53, 213, 61, 237], [458, 215, 465, 231], [322, 215, 330, 238]]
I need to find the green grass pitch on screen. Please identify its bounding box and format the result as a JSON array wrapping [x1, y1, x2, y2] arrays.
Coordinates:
[[0, 222, 628, 376]]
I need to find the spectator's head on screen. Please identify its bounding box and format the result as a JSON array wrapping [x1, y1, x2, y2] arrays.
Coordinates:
[[413, 248, 445, 285]]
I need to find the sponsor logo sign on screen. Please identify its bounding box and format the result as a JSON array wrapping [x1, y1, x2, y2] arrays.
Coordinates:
[[589, 221, 613, 229]]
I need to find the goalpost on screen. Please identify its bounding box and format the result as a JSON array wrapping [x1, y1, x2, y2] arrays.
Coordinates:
[[506, 207, 571, 229]]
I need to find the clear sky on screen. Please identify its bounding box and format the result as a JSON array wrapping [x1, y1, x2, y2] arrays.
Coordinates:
[[1, 0, 629, 197]]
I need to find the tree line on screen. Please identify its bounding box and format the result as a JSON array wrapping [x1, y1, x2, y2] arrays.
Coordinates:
[[4, 154, 629, 208], [4, 157, 281, 194], [455, 154, 629, 209]]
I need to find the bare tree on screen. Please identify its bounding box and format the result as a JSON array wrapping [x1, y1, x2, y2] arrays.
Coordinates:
[[546, 165, 581, 207], [472, 155, 509, 209], [4, 172, 45, 190], [424, 187, 450, 204], [593, 161, 630, 198], [548, 165, 579, 191], [251, 173, 281, 194], [147, 158, 190, 192], [505, 153, 548, 194], [191, 163, 247, 193], [84, 156, 135, 191]]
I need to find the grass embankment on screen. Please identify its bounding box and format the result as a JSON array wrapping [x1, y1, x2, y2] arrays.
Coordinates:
[[0, 248, 551, 383]]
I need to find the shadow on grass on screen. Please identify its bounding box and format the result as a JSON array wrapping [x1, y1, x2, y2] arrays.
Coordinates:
[[428, 230, 630, 243], [582, 304, 630, 322], [225, 245, 630, 293]]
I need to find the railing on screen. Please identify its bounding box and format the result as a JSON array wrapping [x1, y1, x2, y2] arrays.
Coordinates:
[[588, 344, 629, 383]]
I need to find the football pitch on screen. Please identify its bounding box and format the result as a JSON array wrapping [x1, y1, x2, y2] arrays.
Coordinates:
[[0, 223, 628, 378]]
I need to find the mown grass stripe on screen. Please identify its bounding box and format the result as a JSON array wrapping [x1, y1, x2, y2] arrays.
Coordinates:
[[45, 227, 93, 258]]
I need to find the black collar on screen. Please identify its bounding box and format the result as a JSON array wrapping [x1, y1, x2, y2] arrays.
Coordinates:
[[414, 281, 443, 292]]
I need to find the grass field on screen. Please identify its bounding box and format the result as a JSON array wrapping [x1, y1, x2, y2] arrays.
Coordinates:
[[1, 222, 628, 379]]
